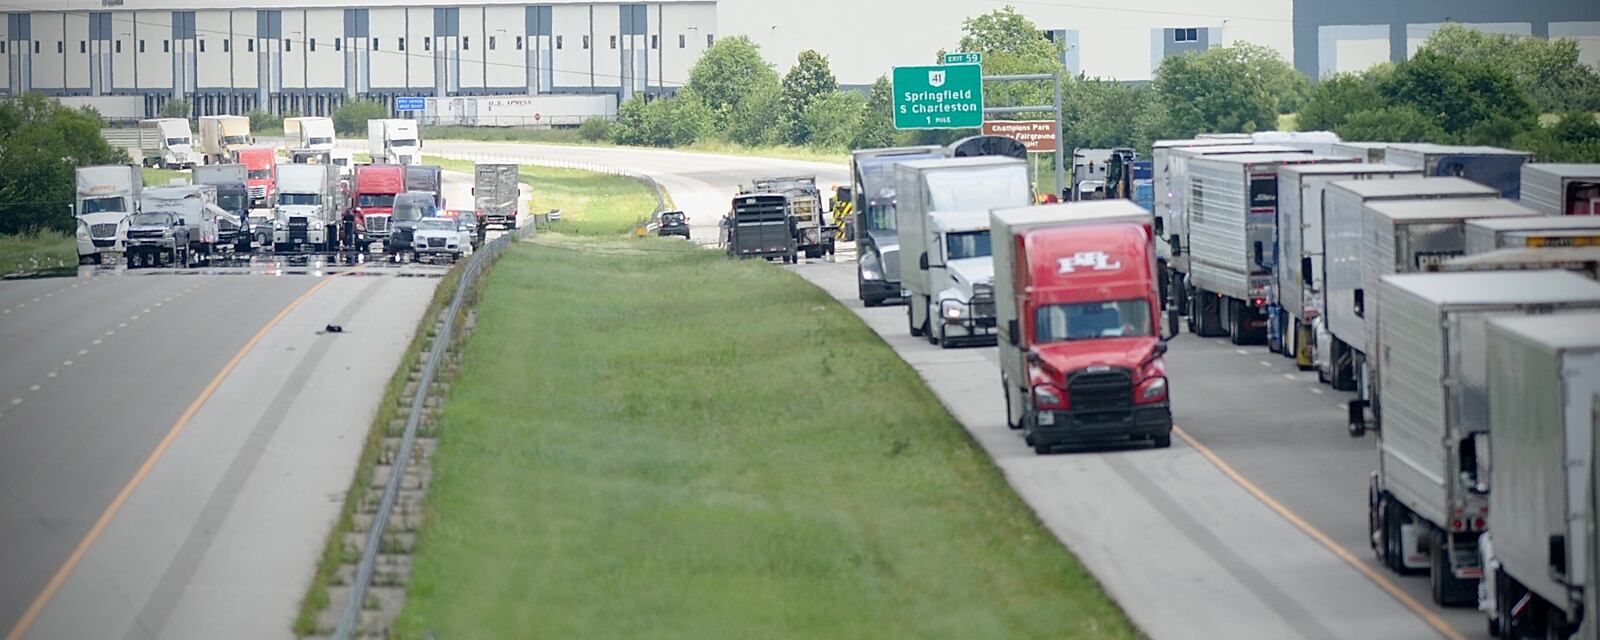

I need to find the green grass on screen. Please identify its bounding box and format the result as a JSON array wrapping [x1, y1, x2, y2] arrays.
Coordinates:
[[391, 236, 1138, 639], [424, 155, 659, 236], [420, 127, 850, 165], [143, 166, 188, 187], [423, 125, 583, 144], [0, 232, 76, 275], [1277, 113, 1299, 132]]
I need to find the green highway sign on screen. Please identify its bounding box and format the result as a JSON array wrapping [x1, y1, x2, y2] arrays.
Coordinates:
[[943, 52, 982, 65], [893, 63, 984, 130]]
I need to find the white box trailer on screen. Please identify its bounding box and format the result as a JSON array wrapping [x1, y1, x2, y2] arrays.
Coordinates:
[[281, 117, 336, 152], [1439, 247, 1600, 279], [1372, 271, 1600, 607], [1277, 163, 1420, 366], [1465, 215, 1600, 254], [895, 156, 1031, 339], [368, 119, 420, 166], [137, 118, 199, 168], [1184, 152, 1356, 343], [1520, 163, 1600, 217], [424, 94, 619, 127], [1331, 142, 1389, 164], [1150, 139, 1249, 265], [1481, 313, 1600, 637], [1320, 177, 1499, 391], [57, 95, 146, 122], [1248, 131, 1342, 155]]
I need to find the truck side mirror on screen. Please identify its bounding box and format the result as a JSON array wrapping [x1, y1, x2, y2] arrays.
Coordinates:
[[1550, 534, 1568, 579], [1154, 218, 1164, 237], [1007, 319, 1019, 346], [1353, 289, 1364, 318], [1168, 234, 1182, 257], [1153, 340, 1168, 357], [1253, 241, 1264, 267], [177, 218, 186, 226], [919, 252, 929, 271], [1302, 257, 1313, 286]]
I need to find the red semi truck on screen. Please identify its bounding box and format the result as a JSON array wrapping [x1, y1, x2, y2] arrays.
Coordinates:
[[993, 200, 1172, 454], [350, 164, 405, 250], [235, 147, 277, 207]]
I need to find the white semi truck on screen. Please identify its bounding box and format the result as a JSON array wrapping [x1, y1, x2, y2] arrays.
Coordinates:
[[368, 119, 421, 166], [138, 118, 199, 168], [281, 116, 336, 152], [1276, 163, 1420, 371], [1369, 271, 1600, 608], [893, 156, 1031, 341], [1479, 312, 1600, 639], [198, 115, 250, 165], [272, 163, 341, 252], [1520, 163, 1600, 217], [73, 165, 141, 265], [1465, 215, 1600, 254], [911, 210, 997, 348]]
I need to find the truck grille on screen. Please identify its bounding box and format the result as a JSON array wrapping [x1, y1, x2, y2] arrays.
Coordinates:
[[367, 215, 390, 233], [289, 217, 309, 242], [428, 237, 445, 248], [248, 185, 267, 199], [1068, 370, 1133, 420], [127, 229, 164, 239], [882, 248, 901, 282], [90, 223, 119, 238]]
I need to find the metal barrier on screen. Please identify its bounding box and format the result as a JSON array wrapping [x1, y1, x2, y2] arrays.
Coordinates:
[[332, 220, 536, 639]]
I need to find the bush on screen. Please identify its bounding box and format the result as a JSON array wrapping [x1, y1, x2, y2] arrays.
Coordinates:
[[576, 117, 613, 142], [1296, 73, 1385, 131], [800, 91, 866, 150], [249, 109, 285, 132], [1515, 112, 1600, 162], [611, 92, 712, 147], [158, 98, 190, 119], [333, 99, 388, 135], [0, 93, 129, 234], [1333, 105, 1452, 143]]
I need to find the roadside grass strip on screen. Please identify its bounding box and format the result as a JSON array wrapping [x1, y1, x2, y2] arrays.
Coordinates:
[[425, 156, 660, 236], [0, 232, 75, 276], [393, 236, 1137, 639]]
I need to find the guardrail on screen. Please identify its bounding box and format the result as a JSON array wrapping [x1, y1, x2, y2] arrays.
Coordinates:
[[332, 220, 536, 639]]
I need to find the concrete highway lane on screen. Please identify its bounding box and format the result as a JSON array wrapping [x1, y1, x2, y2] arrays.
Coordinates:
[[0, 270, 439, 639]]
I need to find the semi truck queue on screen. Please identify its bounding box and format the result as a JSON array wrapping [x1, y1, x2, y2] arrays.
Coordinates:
[[841, 136, 1600, 639]]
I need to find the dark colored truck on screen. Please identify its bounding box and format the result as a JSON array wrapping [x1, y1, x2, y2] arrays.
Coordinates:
[[404, 165, 444, 207], [850, 146, 946, 307], [727, 193, 796, 262]]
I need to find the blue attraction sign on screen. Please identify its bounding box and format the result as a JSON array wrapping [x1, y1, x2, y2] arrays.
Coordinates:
[[395, 96, 426, 111]]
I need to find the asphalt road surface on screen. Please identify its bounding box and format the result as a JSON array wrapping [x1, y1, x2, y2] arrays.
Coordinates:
[[0, 167, 493, 639]]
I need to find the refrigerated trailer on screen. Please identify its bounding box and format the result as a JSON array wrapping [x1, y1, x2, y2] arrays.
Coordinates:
[[1276, 163, 1420, 371], [1320, 178, 1500, 392], [1151, 139, 1251, 301], [1183, 152, 1356, 344], [474, 164, 520, 229], [1465, 215, 1600, 254], [1439, 247, 1600, 279], [1520, 163, 1600, 217], [1480, 313, 1600, 639], [1370, 271, 1600, 608], [1384, 143, 1534, 199], [1331, 142, 1389, 164]]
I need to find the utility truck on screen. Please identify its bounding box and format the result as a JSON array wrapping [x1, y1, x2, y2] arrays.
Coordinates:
[[198, 115, 250, 165], [281, 117, 336, 152], [1465, 216, 1600, 254], [751, 176, 831, 259], [368, 119, 421, 166], [993, 201, 1170, 454], [1369, 271, 1600, 610], [1520, 163, 1600, 217], [894, 156, 1031, 340], [1384, 143, 1534, 199], [473, 163, 520, 229], [1182, 152, 1356, 345], [193, 164, 254, 250], [131, 185, 237, 267], [726, 193, 796, 262], [73, 165, 140, 265], [1320, 178, 1499, 393], [1478, 313, 1600, 639], [850, 146, 946, 307], [138, 118, 199, 168], [273, 163, 341, 252], [1276, 163, 1420, 371]]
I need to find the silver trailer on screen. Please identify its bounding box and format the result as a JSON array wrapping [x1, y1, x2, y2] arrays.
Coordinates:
[[473, 163, 520, 229], [1150, 139, 1249, 267], [1481, 313, 1600, 638], [1320, 178, 1499, 392], [1466, 215, 1600, 254], [1370, 271, 1600, 608], [1331, 142, 1389, 164], [1184, 152, 1355, 344], [1384, 143, 1534, 199], [1519, 163, 1600, 217], [894, 156, 1030, 339], [1276, 163, 1420, 370], [1438, 247, 1600, 279]]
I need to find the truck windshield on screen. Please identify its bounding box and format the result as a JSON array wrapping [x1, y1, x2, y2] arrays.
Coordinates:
[[248, 169, 271, 180], [358, 194, 395, 208], [217, 193, 248, 212], [419, 218, 455, 231], [946, 230, 991, 260], [279, 193, 321, 206], [308, 137, 333, 146], [80, 196, 127, 214], [1035, 299, 1152, 342], [166, 137, 190, 146], [392, 201, 429, 221], [223, 135, 248, 145], [128, 212, 174, 226], [391, 139, 418, 148]]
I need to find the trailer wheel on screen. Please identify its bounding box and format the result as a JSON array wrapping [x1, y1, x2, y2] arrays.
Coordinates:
[[1227, 300, 1248, 345]]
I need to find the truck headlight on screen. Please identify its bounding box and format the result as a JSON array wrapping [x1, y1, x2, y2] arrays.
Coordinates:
[[1136, 377, 1168, 404], [76, 222, 91, 241], [942, 301, 964, 320]]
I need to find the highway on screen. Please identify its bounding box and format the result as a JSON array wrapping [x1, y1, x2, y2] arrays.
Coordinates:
[[0, 171, 485, 639]]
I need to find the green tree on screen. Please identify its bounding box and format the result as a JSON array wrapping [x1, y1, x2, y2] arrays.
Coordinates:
[[1062, 77, 1161, 150], [1296, 73, 1385, 131], [1514, 112, 1600, 162], [576, 117, 613, 142], [1421, 24, 1600, 112], [778, 50, 839, 145], [0, 94, 130, 234], [611, 91, 712, 147], [951, 6, 1062, 116], [687, 35, 779, 129], [249, 109, 285, 132], [725, 82, 783, 146], [801, 91, 866, 150], [333, 99, 388, 135], [852, 75, 898, 149], [1379, 49, 1536, 138], [1153, 43, 1297, 137], [158, 98, 190, 119], [1332, 105, 1452, 143]]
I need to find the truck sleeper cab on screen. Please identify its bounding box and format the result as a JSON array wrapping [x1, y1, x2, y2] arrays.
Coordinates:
[[928, 213, 997, 347], [353, 165, 406, 249], [993, 201, 1172, 454], [851, 146, 946, 307]]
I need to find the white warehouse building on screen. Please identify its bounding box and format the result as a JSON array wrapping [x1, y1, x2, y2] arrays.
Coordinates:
[[1, 0, 716, 118]]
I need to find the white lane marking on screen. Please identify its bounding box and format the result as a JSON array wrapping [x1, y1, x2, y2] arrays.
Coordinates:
[[1258, 361, 1272, 367], [1282, 373, 1298, 381], [92, 339, 102, 345], [105, 331, 114, 336], [77, 350, 88, 356], [2, 309, 9, 314], [46, 371, 57, 378], [29, 385, 40, 392], [9, 398, 21, 405], [142, 308, 150, 314], [1235, 349, 1248, 355], [117, 323, 127, 328], [130, 315, 138, 321], [62, 360, 73, 367], [31, 298, 40, 303], [1310, 387, 1324, 395]]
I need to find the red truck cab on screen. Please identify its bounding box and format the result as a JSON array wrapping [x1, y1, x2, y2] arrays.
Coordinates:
[[352, 165, 405, 245], [994, 201, 1172, 454], [235, 147, 277, 207]]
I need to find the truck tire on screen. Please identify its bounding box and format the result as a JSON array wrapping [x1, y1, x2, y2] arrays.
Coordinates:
[[1429, 529, 1477, 607], [1152, 432, 1172, 448], [1228, 300, 1248, 345]]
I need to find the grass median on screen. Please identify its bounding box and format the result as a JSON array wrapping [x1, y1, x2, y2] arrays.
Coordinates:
[[392, 236, 1137, 639], [425, 155, 660, 236], [0, 232, 75, 275]]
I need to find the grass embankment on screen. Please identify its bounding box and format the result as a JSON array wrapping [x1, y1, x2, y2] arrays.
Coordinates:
[[391, 236, 1137, 639], [0, 232, 76, 275], [425, 155, 660, 236], [142, 166, 187, 187], [422, 125, 849, 165]]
